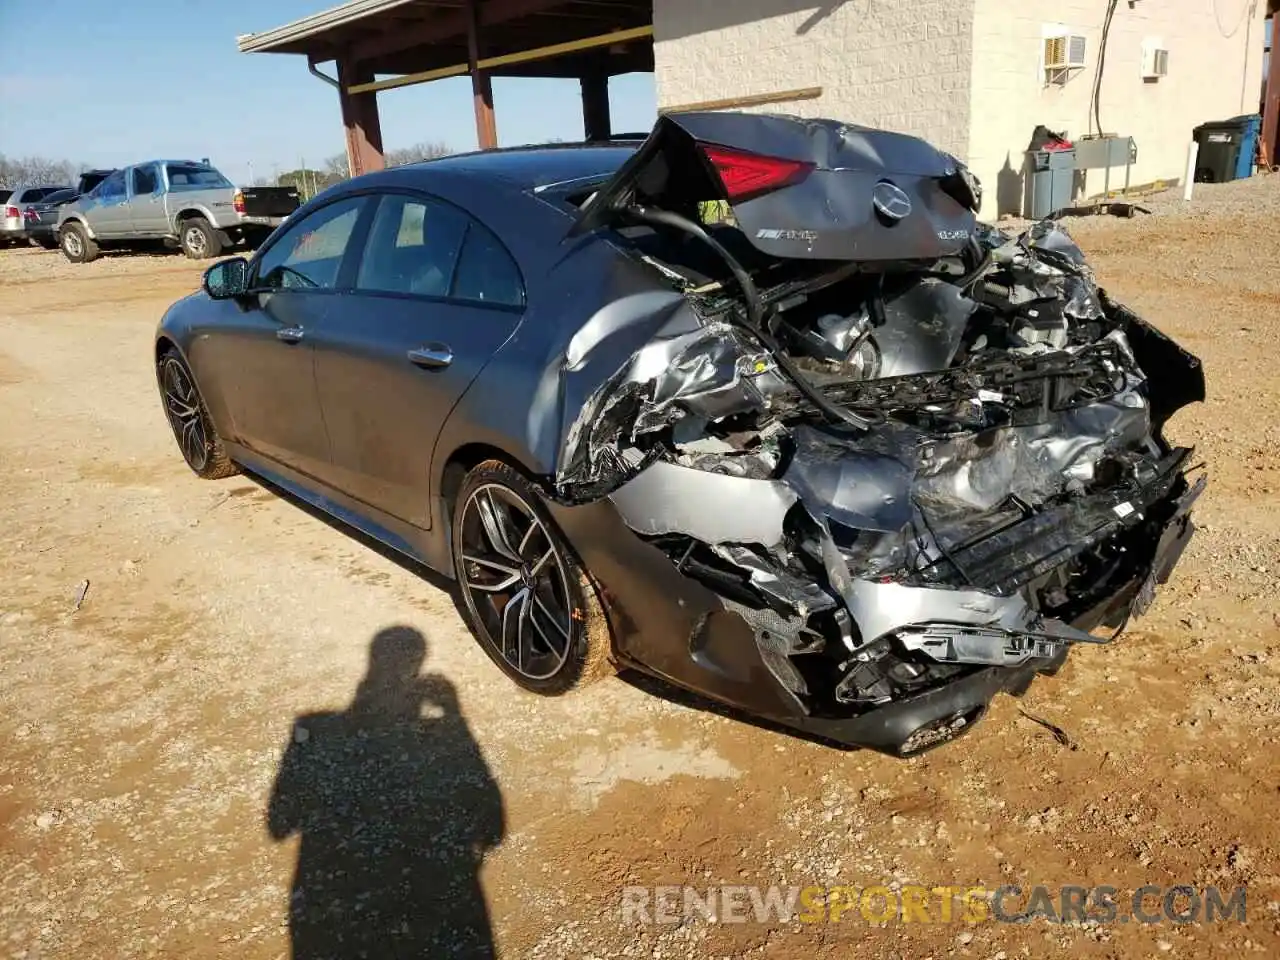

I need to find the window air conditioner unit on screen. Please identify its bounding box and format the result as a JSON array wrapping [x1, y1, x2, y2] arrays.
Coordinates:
[[1142, 46, 1169, 80], [1044, 34, 1088, 71]]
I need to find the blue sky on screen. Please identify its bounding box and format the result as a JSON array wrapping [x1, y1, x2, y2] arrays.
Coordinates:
[[0, 0, 657, 185]]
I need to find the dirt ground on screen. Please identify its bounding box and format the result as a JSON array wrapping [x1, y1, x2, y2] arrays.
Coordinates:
[[2, 182, 1279, 960]]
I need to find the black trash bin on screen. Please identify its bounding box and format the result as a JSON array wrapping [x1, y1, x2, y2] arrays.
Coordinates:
[[1192, 117, 1250, 183]]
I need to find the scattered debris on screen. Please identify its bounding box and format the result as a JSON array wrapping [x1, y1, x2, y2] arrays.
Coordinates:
[[1017, 708, 1078, 750], [72, 579, 90, 612]]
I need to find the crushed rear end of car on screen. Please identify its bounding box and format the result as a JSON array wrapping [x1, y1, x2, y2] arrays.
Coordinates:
[[549, 112, 1204, 755]]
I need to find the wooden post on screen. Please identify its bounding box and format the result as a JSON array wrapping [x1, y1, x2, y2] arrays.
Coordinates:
[[580, 68, 612, 141], [337, 58, 385, 177], [467, 0, 499, 149], [1262, 14, 1280, 169]]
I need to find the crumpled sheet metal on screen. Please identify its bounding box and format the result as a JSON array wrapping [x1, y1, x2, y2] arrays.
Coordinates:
[[988, 221, 1104, 321], [574, 218, 1190, 666], [607, 459, 797, 547]]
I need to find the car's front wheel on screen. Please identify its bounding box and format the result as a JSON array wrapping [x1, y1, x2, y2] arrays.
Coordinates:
[[157, 349, 239, 479], [451, 460, 612, 695]]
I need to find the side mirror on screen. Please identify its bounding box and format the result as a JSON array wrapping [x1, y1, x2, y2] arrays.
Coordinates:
[[203, 257, 250, 300]]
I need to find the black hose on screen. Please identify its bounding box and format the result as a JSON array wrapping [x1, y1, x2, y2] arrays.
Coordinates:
[[1090, 0, 1119, 137], [627, 204, 874, 432]]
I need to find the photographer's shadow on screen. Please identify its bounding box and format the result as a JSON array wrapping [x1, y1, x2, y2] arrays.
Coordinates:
[[267, 626, 504, 959]]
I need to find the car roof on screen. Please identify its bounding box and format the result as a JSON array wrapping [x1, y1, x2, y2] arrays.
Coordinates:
[[409, 143, 638, 190]]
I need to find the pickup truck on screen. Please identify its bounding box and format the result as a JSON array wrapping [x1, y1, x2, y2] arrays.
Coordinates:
[[56, 159, 299, 263]]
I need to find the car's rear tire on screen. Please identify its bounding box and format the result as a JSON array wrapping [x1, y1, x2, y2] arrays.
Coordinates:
[[59, 222, 98, 263], [179, 218, 222, 260], [451, 460, 612, 695], [157, 349, 239, 480]]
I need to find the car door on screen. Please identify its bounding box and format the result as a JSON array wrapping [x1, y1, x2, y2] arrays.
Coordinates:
[[85, 169, 131, 238], [310, 191, 525, 529], [199, 194, 372, 479], [128, 163, 167, 236]]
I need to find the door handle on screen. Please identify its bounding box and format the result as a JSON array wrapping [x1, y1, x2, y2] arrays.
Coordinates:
[[407, 344, 453, 369], [276, 326, 304, 344]]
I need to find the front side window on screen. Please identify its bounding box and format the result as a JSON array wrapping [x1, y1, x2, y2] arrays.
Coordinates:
[[165, 163, 232, 190], [96, 171, 126, 200], [132, 165, 159, 196], [254, 196, 366, 291]]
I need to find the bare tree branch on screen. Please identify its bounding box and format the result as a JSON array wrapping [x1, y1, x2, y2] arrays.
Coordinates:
[[0, 155, 81, 189]]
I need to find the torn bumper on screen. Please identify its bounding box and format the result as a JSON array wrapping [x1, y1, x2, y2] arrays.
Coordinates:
[[592, 449, 1200, 756]]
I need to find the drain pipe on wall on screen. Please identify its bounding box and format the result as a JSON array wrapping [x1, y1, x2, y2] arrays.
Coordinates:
[[308, 58, 341, 91], [1183, 141, 1199, 202]]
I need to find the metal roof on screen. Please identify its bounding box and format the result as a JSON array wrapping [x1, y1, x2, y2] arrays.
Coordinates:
[[237, 0, 422, 55]]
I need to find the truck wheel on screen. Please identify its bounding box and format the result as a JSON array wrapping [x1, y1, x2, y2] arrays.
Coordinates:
[[60, 222, 99, 263], [180, 218, 222, 260]]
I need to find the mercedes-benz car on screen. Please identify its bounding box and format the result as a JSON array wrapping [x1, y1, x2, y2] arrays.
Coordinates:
[[154, 112, 1204, 756]]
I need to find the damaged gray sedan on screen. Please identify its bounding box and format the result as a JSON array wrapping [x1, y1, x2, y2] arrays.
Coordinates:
[[156, 111, 1204, 756]]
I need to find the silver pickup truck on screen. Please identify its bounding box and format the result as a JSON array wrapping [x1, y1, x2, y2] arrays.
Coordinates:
[[56, 160, 300, 263]]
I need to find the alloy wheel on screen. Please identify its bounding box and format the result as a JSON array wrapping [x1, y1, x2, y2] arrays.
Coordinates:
[[63, 231, 82, 258], [458, 483, 574, 681], [160, 357, 209, 471]]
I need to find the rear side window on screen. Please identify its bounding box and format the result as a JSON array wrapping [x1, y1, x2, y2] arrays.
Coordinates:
[[357, 195, 469, 298], [451, 222, 524, 307], [356, 193, 523, 307], [166, 164, 232, 190]]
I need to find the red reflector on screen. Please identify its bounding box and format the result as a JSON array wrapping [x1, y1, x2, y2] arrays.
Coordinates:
[[699, 143, 813, 203]]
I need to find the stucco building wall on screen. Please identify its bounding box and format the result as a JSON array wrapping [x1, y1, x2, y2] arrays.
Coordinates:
[[652, 0, 1267, 218]]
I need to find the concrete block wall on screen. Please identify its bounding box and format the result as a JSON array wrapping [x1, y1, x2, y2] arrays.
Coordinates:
[[968, 0, 1269, 218], [652, 0, 976, 158]]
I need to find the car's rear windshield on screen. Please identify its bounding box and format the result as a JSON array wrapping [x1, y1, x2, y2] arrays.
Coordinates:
[[40, 189, 77, 204], [25, 187, 70, 201], [165, 164, 232, 190]]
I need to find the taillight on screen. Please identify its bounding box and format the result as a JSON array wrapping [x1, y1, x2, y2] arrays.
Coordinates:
[[233, 190, 245, 214], [699, 143, 813, 203], [3, 205, 19, 220], [23, 207, 38, 222]]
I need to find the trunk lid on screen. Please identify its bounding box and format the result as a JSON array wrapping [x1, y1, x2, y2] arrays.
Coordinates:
[[571, 111, 982, 263]]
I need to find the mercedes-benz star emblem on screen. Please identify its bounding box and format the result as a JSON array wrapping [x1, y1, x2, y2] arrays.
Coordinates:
[[872, 181, 912, 221]]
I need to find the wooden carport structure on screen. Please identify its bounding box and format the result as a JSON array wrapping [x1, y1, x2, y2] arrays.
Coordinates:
[[1265, 0, 1280, 168], [237, 0, 653, 177]]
